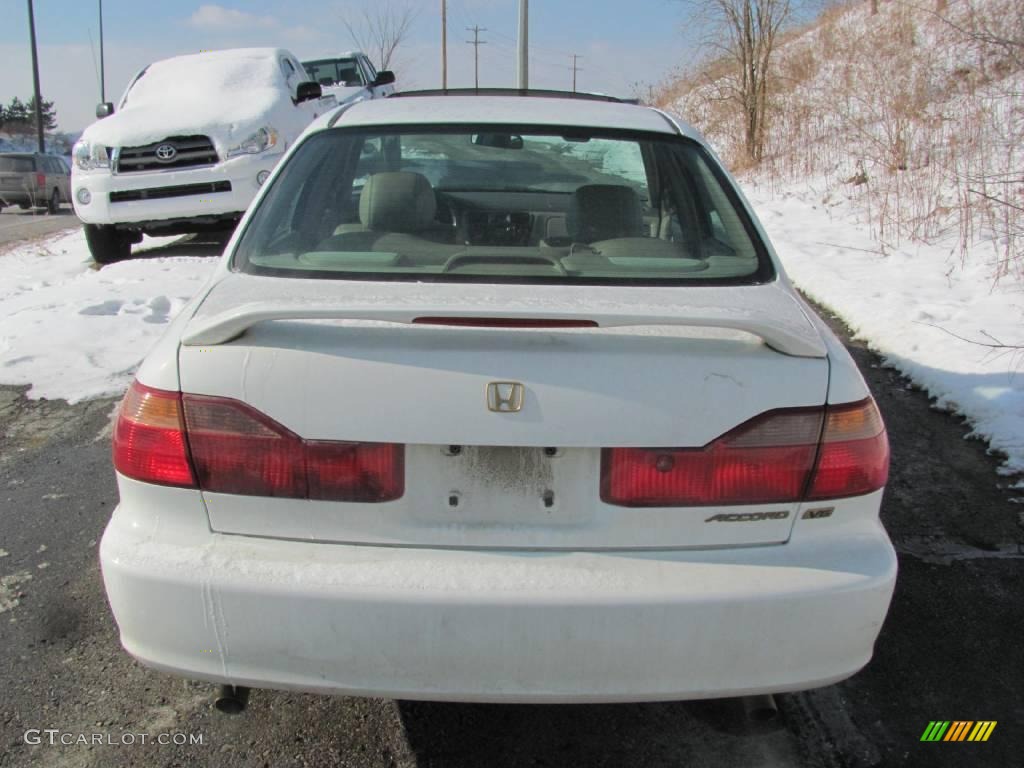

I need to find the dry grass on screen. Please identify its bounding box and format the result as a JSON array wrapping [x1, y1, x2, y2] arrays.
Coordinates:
[[661, 0, 1024, 280]]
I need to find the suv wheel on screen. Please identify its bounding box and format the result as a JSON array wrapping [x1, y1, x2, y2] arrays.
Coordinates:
[[84, 224, 133, 264], [48, 189, 61, 214]]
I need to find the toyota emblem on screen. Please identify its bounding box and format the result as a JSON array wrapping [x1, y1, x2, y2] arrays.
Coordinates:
[[154, 143, 178, 162]]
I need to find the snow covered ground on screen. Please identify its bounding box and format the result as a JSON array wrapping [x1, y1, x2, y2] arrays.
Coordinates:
[[0, 229, 217, 402], [747, 179, 1024, 477]]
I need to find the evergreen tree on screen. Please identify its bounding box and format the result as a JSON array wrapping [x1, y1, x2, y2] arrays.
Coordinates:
[[26, 96, 57, 131], [5, 97, 30, 133]]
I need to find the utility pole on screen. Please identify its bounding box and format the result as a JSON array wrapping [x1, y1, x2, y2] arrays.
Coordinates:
[[466, 26, 487, 89], [441, 0, 448, 90], [571, 54, 582, 93], [26, 0, 45, 153], [517, 0, 528, 90], [99, 0, 106, 102]]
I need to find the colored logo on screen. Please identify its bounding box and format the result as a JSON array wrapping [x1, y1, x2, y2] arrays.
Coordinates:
[[920, 721, 996, 742]]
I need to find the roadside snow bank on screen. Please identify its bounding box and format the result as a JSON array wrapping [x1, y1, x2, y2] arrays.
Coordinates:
[[749, 180, 1024, 475], [0, 230, 217, 402]]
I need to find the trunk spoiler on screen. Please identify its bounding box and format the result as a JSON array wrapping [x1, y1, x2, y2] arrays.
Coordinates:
[[181, 281, 827, 357]]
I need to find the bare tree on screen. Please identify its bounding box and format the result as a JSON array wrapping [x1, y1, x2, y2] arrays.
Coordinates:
[[682, 0, 792, 164], [342, 1, 418, 72]]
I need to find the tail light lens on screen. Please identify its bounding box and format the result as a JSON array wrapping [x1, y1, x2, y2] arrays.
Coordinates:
[[601, 409, 822, 506], [601, 399, 888, 506], [36, 172, 46, 188], [807, 399, 889, 500], [113, 382, 196, 488], [112, 381, 403, 502]]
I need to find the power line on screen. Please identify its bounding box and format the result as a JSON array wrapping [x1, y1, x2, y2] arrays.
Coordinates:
[[465, 25, 487, 89]]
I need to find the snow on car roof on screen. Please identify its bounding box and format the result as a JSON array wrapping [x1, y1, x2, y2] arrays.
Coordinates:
[[331, 95, 692, 137], [81, 47, 295, 151]]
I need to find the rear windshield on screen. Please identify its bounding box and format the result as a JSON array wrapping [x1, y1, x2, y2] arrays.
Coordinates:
[[0, 156, 35, 172], [233, 125, 773, 285]]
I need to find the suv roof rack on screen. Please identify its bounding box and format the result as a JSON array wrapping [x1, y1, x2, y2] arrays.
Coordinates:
[[392, 88, 637, 104]]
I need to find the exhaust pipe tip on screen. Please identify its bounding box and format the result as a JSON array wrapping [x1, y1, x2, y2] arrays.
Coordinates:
[[741, 694, 779, 723], [213, 685, 250, 714]]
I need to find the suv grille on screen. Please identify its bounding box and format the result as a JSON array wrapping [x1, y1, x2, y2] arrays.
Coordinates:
[[115, 135, 218, 173]]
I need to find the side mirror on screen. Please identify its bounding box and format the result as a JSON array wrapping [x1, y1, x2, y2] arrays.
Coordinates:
[[373, 71, 396, 87], [472, 133, 524, 150], [296, 81, 322, 103], [96, 102, 115, 119]]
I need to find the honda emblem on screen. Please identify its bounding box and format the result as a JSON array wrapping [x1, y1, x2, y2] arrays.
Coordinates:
[[486, 382, 524, 413]]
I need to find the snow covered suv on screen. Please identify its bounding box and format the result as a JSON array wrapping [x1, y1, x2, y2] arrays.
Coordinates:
[[100, 91, 897, 705], [71, 48, 336, 264]]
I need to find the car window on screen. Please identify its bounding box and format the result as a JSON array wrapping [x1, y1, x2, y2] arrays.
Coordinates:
[[0, 156, 35, 172], [280, 56, 303, 94], [304, 58, 364, 87], [234, 126, 771, 286]]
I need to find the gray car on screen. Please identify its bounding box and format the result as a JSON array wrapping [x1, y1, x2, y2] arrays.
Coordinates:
[[0, 152, 71, 213]]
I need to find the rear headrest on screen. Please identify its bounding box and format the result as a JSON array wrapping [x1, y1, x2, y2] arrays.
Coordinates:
[[360, 172, 437, 233], [567, 184, 644, 243]]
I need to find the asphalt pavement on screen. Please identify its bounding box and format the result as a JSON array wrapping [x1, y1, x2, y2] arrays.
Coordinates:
[[0, 236, 1020, 768], [0, 205, 79, 251]]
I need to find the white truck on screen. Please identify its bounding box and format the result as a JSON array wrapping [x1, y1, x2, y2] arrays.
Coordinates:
[[301, 51, 396, 104], [71, 47, 337, 264]]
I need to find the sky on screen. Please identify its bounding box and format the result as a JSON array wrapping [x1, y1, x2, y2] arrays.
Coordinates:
[[0, 0, 699, 133]]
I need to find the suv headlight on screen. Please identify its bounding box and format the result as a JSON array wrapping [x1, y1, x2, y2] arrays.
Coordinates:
[[226, 127, 279, 159], [72, 141, 110, 171]]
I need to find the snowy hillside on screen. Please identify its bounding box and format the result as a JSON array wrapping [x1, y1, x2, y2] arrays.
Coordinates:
[[668, 0, 1022, 272], [664, 0, 1024, 478]]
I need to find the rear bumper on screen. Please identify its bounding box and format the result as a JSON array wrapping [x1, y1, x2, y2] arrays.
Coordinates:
[[100, 481, 897, 703]]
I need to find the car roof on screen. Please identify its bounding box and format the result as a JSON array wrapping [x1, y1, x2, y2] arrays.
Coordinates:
[[303, 52, 364, 62], [326, 94, 696, 139]]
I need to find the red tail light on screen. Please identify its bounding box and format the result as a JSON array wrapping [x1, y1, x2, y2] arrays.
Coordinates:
[[183, 394, 403, 501], [113, 382, 196, 488], [36, 172, 46, 188], [601, 409, 823, 506], [113, 381, 403, 502], [807, 400, 889, 500], [601, 399, 888, 507]]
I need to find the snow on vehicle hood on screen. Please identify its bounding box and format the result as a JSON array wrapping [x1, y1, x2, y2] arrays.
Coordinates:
[[80, 49, 293, 156]]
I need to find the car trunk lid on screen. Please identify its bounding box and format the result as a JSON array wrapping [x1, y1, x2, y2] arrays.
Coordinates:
[[176, 274, 829, 548]]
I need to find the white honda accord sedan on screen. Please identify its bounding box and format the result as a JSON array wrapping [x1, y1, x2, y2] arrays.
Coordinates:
[[100, 90, 896, 704]]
